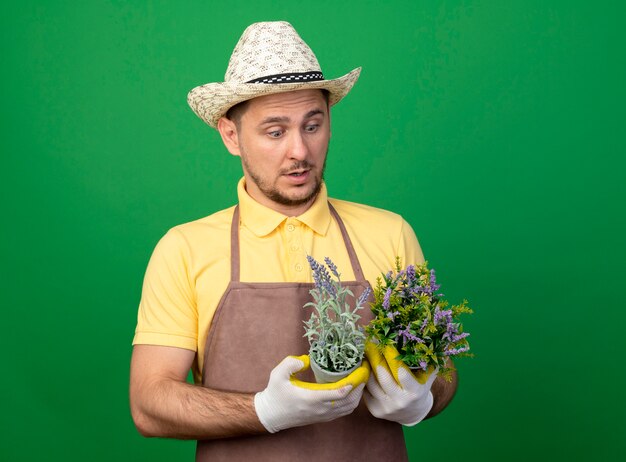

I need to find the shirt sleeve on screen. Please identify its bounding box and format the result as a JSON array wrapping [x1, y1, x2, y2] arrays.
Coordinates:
[[132, 228, 198, 351], [396, 218, 426, 266]]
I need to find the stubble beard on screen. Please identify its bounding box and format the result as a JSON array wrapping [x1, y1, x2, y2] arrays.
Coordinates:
[[240, 148, 328, 208]]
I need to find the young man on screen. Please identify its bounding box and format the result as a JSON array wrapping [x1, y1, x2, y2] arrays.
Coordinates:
[[130, 21, 456, 461]]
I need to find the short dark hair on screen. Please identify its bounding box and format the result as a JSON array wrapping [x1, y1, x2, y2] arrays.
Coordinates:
[[225, 100, 250, 128], [225, 89, 330, 128]]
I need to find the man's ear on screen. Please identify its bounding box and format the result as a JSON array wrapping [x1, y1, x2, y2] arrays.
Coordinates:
[[217, 117, 241, 156]]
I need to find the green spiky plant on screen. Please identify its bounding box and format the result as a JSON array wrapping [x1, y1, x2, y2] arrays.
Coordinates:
[[303, 256, 370, 373]]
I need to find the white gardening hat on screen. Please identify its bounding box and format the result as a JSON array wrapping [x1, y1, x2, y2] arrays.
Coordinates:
[[187, 21, 361, 128]]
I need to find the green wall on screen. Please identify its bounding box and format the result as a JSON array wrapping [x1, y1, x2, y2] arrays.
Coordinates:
[[2, 1, 624, 460]]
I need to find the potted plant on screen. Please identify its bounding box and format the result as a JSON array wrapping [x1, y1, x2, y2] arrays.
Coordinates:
[[366, 258, 473, 381], [303, 256, 371, 383]]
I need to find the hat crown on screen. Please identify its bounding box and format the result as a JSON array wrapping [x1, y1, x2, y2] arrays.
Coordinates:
[[225, 21, 322, 84]]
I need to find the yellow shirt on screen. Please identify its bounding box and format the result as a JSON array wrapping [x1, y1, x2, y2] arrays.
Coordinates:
[[133, 178, 425, 382]]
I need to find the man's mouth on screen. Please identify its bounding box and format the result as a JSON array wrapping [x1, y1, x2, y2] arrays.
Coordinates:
[[286, 169, 310, 177]]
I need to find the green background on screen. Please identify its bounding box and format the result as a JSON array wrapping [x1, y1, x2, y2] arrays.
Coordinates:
[[2, 1, 624, 460]]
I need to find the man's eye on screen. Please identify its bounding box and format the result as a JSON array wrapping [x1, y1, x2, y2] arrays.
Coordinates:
[[268, 130, 283, 138], [305, 124, 319, 132]]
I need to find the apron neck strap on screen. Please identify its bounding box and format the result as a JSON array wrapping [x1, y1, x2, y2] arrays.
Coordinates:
[[230, 202, 367, 283], [230, 205, 242, 282], [327, 202, 367, 283]]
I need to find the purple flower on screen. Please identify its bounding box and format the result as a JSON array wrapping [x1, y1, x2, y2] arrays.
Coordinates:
[[433, 307, 453, 326], [429, 269, 441, 293], [324, 257, 340, 278], [386, 311, 400, 320], [307, 255, 322, 283], [307, 255, 337, 296], [442, 330, 470, 346], [441, 320, 461, 343], [397, 326, 424, 344], [383, 287, 392, 310], [406, 265, 416, 282], [419, 360, 428, 371], [357, 287, 372, 307], [444, 345, 470, 356], [450, 332, 470, 343], [324, 280, 337, 297]]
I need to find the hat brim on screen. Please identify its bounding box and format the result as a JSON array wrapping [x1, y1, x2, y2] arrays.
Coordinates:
[[187, 67, 361, 128]]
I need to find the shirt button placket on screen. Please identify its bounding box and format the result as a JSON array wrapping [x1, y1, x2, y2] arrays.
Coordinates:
[[286, 219, 304, 278]]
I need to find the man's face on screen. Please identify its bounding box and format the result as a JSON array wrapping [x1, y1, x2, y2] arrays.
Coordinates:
[[222, 89, 330, 214]]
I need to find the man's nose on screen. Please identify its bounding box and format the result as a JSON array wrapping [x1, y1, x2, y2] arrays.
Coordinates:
[[288, 131, 309, 160]]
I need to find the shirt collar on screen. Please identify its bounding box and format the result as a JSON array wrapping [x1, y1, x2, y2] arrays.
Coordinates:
[[237, 177, 332, 237]]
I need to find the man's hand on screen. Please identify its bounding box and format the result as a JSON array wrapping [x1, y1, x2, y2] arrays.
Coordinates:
[[254, 355, 369, 433], [363, 342, 437, 426]]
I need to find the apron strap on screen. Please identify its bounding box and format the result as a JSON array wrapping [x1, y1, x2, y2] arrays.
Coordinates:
[[229, 202, 367, 283], [327, 203, 367, 283], [230, 206, 241, 282]]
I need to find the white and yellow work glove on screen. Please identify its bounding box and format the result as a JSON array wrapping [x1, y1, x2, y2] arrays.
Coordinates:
[[364, 341, 437, 426], [254, 354, 370, 433]]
